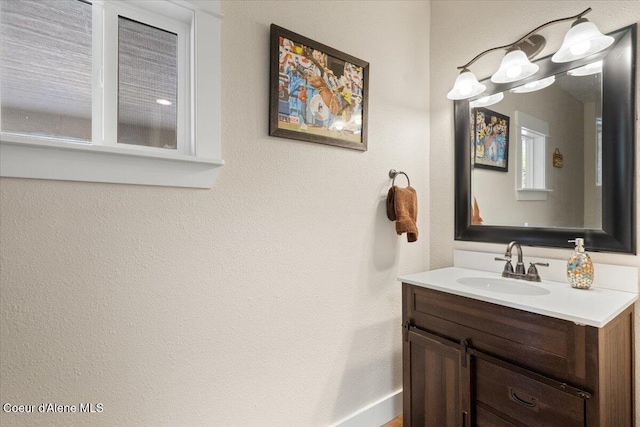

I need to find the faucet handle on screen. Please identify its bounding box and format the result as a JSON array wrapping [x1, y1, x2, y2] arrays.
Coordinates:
[[495, 257, 514, 276], [530, 262, 549, 268], [529, 262, 549, 271], [527, 262, 549, 274], [526, 262, 549, 282]]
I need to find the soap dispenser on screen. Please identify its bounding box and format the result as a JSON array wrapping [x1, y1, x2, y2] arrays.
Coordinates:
[[567, 238, 594, 289]]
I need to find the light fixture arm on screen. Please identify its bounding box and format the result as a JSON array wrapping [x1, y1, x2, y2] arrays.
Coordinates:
[[456, 7, 592, 70]]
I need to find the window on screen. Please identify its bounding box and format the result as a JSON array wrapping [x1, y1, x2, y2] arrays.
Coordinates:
[[520, 128, 546, 189], [0, 0, 93, 141], [515, 111, 552, 200], [0, 0, 223, 188], [595, 117, 602, 187], [117, 17, 179, 150]]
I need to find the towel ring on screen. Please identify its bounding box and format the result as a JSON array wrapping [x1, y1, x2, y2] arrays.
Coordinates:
[[389, 169, 410, 187]]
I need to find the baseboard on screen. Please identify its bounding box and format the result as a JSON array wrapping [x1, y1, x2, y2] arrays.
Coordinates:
[[331, 390, 402, 427]]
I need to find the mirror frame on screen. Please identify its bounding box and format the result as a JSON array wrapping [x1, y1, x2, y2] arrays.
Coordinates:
[[455, 24, 636, 254]]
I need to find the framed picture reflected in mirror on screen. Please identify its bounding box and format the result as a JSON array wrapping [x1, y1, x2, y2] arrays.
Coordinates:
[[473, 107, 509, 172]]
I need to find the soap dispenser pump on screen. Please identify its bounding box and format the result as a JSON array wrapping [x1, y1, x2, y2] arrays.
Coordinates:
[[567, 238, 594, 289]]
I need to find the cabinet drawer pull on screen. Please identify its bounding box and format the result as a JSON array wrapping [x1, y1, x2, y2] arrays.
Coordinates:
[[508, 387, 539, 411]]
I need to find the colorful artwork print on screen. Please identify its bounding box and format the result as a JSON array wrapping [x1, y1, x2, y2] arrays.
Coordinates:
[[278, 37, 363, 141], [270, 25, 369, 151], [473, 107, 509, 171]]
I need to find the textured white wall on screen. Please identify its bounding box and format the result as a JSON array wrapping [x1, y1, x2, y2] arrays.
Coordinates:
[[430, 0, 640, 421], [0, 1, 430, 426]]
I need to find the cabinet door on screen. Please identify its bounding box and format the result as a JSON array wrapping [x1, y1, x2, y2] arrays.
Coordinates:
[[403, 327, 470, 427]]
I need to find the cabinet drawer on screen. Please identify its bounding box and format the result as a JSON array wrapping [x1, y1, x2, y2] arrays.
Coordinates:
[[475, 357, 586, 427], [476, 405, 518, 427]]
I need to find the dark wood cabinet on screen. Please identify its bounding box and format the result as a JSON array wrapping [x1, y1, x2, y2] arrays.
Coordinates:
[[473, 351, 588, 427], [402, 283, 635, 427], [404, 326, 470, 427]]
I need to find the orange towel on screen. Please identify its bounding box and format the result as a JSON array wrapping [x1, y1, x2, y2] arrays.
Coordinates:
[[471, 196, 483, 225], [387, 185, 418, 242], [386, 186, 397, 221]]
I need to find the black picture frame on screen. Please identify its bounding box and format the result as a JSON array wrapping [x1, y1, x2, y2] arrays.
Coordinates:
[[473, 107, 510, 172], [455, 24, 636, 254], [269, 24, 369, 151]]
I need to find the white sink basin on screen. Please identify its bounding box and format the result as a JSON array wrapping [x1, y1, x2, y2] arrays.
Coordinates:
[[456, 277, 551, 296]]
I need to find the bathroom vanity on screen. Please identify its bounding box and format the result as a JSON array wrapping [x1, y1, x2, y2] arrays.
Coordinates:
[[400, 267, 637, 427], [440, 18, 638, 426]]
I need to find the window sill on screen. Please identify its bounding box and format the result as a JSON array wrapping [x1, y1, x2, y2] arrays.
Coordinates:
[[516, 188, 553, 201], [0, 134, 224, 188]]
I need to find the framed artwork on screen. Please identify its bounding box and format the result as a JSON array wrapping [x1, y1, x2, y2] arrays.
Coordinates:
[[269, 24, 369, 151], [473, 107, 509, 172]]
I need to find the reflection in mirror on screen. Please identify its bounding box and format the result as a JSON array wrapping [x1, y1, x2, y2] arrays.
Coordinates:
[[454, 24, 636, 253], [470, 66, 602, 229]]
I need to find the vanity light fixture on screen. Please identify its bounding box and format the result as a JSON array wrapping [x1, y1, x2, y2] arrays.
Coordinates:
[[567, 60, 603, 76], [491, 48, 539, 83], [447, 68, 486, 100], [469, 92, 504, 108], [552, 21, 613, 63], [509, 76, 556, 94], [447, 7, 610, 100]]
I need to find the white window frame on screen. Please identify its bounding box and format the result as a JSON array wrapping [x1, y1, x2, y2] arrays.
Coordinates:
[[521, 129, 546, 189], [102, 0, 191, 154], [595, 117, 602, 187], [0, 0, 223, 188], [515, 111, 552, 201]]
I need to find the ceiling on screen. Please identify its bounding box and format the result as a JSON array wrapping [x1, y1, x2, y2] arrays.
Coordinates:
[[554, 70, 602, 104]]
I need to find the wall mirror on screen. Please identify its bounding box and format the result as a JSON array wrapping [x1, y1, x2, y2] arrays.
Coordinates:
[[455, 24, 636, 253]]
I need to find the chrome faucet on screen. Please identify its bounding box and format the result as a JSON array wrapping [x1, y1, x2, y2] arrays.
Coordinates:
[[495, 241, 549, 282], [506, 241, 526, 275]]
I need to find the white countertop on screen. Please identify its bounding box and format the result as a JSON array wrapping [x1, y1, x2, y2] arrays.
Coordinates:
[[399, 267, 638, 328]]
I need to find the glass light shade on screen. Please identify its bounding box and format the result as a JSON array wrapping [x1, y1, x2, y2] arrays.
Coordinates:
[[567, 60, 603, 76], [469, 92, 504, 108], [551, 21, 614, 63], [509, 76, 556, 93], [447, 69, 486, 100], [491, 49, 539, 83]]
